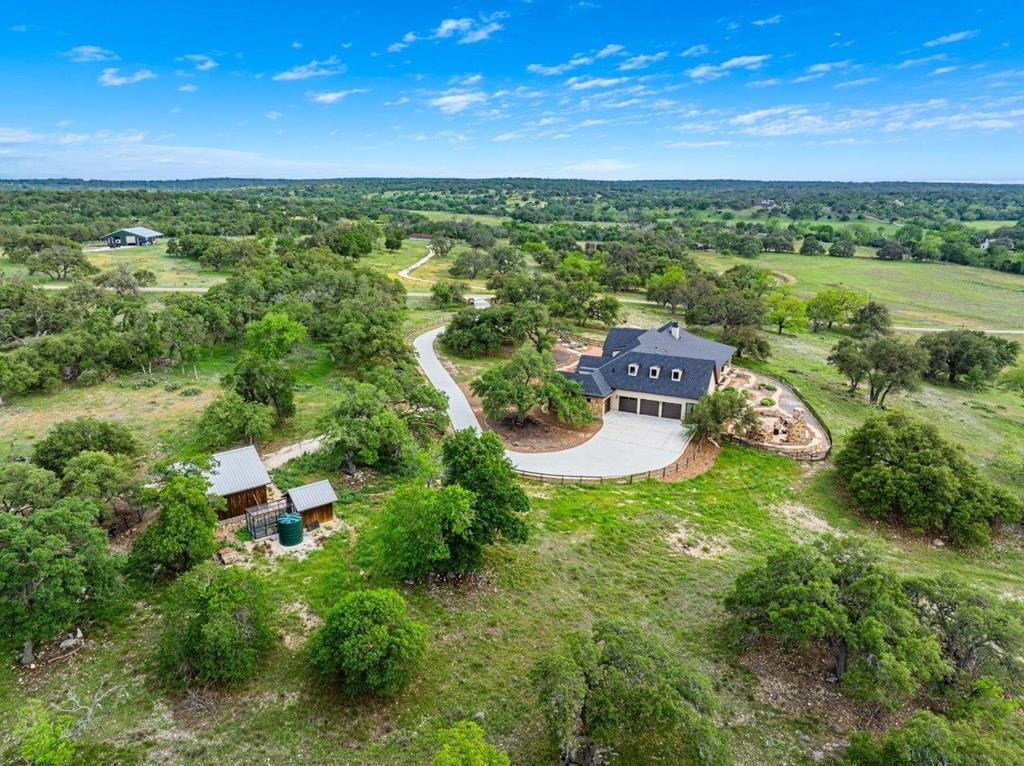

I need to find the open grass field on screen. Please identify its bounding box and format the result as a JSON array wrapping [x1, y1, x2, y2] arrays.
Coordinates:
[[692, 250, 1024, 329], [407, 209, 511, 226]]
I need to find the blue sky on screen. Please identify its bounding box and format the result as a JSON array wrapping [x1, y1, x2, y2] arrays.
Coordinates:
[[1, 1, 1022, 181]]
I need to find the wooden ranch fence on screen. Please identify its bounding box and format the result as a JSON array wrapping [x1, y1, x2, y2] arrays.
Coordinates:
[[513, 438, 711, 485]]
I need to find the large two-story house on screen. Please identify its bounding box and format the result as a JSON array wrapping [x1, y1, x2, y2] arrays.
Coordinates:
[[562, 321, 735, 421]]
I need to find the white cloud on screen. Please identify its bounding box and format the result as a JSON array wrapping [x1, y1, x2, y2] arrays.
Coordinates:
[[681, 44, 709, 58], [752, 15, 782, 26], [64, 45, 119, 63], [566, 76, 630, 90], [664, 140, 732, 148], [924, 30, 978, 47], [794, 59, 853, 83], [687, 54, 771, 81], [98, 68, 156, 87], [309, 88, 368, 104], [562, 158, 635, 175], [429, 90, 487, 114], [390, 14, 506, 52], [0, 127, 44, 143], [272, 56, 345, 81], [291, 41, 303, 49], [596, 43, 625, 58], [178, 53, 218, 71], [835, 77, 878, 88], [749, 78, 781, 88], [452, 73, 483, 86], [57, 133, 90, 145], [731, 106, 797, 125], [10, 24, 27, 32], [492, 131, 524, 142], [265, 111, 282, 120], [384, 96, 410, 106], [618, 52, 667, 71], [528, 55, 592, 76], [460, 21, 503, 44], [178, 83, 198, 92], [931, 66, 958, 76], [896, 54, 946, 69]]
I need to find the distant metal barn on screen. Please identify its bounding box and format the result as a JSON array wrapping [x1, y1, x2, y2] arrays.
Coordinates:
[[102, 226, 164, 247]]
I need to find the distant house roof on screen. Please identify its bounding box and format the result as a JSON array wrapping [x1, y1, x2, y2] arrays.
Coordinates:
[[286, 480, 338, 512], [205, 446, 270, 497], [564, 321, 735, 400], [408, 232, 433, 240], [103, 226, 163, 239]]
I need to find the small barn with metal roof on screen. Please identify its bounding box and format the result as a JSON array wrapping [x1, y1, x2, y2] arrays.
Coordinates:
[[205, 445, 271, 519], [102, 226, 163, 247], [285, 480, 337, 526]]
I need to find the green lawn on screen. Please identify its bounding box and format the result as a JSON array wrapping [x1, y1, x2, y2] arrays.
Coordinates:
[[692, 250, 1024, 329], [5, 443, 1023, 764], [408, 209, 511, 226]]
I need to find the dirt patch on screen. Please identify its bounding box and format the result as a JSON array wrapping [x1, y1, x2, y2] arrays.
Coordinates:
[[774, 501, 840, 538], [666, 522, 731, 558], [281, 600, 323, 650], [743, 640, 915, 736]]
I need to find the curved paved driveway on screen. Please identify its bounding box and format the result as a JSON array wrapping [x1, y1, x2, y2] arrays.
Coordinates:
[[414, 327, 691, 478]]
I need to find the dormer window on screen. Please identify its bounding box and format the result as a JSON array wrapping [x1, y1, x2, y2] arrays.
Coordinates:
[[671, 368, 683, 382], [627, 363, 639, 376], [649, 366, 660, 379]]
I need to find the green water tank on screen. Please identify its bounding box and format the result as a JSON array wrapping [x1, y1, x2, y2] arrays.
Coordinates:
[[277, 512, 303, 547]]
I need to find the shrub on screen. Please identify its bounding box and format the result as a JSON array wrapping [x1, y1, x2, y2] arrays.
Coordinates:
[[835, 412, 1021, 545], [14, 700, 75, 766], [32, 417, 138, 476], [195, 391, 275, 449], [308, 589, 427, 695], [157, 563, 276, 689], [430, 721, 511, 766], [359, 483, 479, 579], [684, 388, 760, 442], [130, 475, 219, 581], [759, 398, 774, 407]]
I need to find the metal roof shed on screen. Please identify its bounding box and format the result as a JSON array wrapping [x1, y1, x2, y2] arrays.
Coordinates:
[[286, 480, 337, 525]]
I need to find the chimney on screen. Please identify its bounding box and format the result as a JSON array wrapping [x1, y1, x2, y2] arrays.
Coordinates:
[[669, 321, 680, 340]]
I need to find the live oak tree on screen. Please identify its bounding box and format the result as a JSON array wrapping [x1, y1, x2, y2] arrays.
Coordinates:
[[308, 589, 427, 696], [360, 362, 449, 443], [806, 287, 867, 332], [471, 346, 592, 428], [828, 336, 927, 406], [129, 475, 220, 581], [719, 326, 771, 361], [848, 300, 892, 339], [432, 235, 455, 259], [765, 291, 808, 335], [61, 450, 143, 525], [531, 622, 732, 766], [835, 412, 1020, 545], [242, 311, 307, 360], [799, 235, 825, 255], [25, 241, 98, 281], [32, 417, 138, 477], [441, 430, 529, 566], [0, 462, 60, 515], [725, 536, 947, 710], [157, 563, 276, 690], [646, 267, 689, 311], [917, 329, 1019, 385], [195, 391, 275, 449], [829, 239, 856, 258], [319, 379, 415, 474], [223, 354, 296, 421], [431, 279, 469, 309], [359, 483, 478, 579], [0, 505, 119, 665]]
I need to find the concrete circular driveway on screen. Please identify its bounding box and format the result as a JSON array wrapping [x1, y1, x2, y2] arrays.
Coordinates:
[[414, 327, 691, 479]]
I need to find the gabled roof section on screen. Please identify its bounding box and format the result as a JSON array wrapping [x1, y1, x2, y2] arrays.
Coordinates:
[[563, 368, 611, 397], [286, 480, 338, 512], [602, 327, 645, 356], [206, 445, 270, 497]]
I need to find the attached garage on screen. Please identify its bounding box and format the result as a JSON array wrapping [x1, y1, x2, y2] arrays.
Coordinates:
[[618, 396, 638, 413], [660, 401, 683, 420], [639, 399, 661, 417]]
